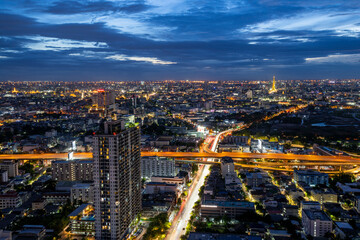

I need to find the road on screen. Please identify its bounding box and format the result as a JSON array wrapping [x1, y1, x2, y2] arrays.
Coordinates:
[[2, 152, 359, 163], [142, 152, 360, 163], [165, 128, 227, 240], [166, 164, 210, 240]]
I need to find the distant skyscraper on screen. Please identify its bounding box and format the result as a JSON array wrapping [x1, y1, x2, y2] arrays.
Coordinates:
[[93, 120, 141, 239], [132, 95, 137, 108], [245, 90, 253, 99], [204, 101, 213, 110], [92, 89, 115, 110]]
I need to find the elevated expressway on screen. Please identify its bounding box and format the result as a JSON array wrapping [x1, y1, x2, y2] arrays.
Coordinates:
[[1, 151, 360, 174]]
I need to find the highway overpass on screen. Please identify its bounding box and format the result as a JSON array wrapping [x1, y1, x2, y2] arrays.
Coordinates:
[[0, 152, 360, 163]]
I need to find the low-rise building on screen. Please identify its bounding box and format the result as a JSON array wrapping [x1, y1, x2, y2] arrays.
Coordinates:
[[32, 198, 47, 210], [14, 225, 46, 240], [310, 188, 338, 204], [71, 183, 94, 204], [0, 170, 8, 183], [51, 160, 93, 181], [150, 176, 185, 186], [246, 172, 263, 188], [142, 192, 176, 218], [68, 204, 95, 238], [144, 182, 178, 195], [220, 157, 235, 177], [286, 188, 305, 204], [42, 192, 70, 205], [293, 170, 328, 187], [0, 191, 21, 209], [283, 204, 299, 217], [336, 182, 360, 194], [200, 200, 255, 218], [301, 201, 321, 211], [0, 230, 12, 240], [187, 232, 261, 240], [334, 221, 355, 239], [356, 196, 360, 214], [141, 156, 175, 179], [0, 161, 19, 177], [302, 209, 332, 237]]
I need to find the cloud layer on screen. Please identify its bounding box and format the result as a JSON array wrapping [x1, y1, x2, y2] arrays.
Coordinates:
[[1, 0, 360, 81]]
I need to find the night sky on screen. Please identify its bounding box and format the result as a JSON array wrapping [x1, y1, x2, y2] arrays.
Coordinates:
[[1, 0, 360, 81]]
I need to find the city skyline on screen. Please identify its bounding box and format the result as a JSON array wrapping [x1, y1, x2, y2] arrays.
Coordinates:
[[1, 0, 360, 81], [0, 79, 358, 239]]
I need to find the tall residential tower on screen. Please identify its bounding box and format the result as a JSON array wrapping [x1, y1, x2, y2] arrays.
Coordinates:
[[93, 120, 141, 239]]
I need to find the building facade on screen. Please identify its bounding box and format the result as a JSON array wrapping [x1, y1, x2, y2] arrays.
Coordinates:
[[246, 172, 263, 188], [200, 200, 255, 218], [220, 157, 235, 178], [141, 156, 175, 179], [92, 90, 115, 110], [51, 160, 93, 181], [0, 191, 22, 209], [294, 170, 329, 187], [68, 204, 95, 238], [71, 183, 94, 204], [310, 189, 338, 204], [93, 121, 141, 240], [302, 209, 332, 237], [0, 160, 19, 177]]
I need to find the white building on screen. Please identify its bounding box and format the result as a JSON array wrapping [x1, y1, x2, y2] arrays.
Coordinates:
[[0, 170, 8, 183], [141, 156, 175, 179], [71, 183, 94, 204], [144, 182, 177, 194], [0, 191, 21, 209], [302, 209, 332, 237], [246, 90, 253, 99], [220, 157, 235, 178], [150, 176, 185, 186], [301, 201, 321, 211], [0, 160, 19, 177]]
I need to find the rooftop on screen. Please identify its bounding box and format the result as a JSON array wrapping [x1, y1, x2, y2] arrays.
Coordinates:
[[221, 157, 234, 164], [303, 209, 331, 221], [147, 182, 177, 187], [187, 232, 261, 240], [68, 203, 91, 217], [294, 170, 328, 176], [202, 200, 254, 208]]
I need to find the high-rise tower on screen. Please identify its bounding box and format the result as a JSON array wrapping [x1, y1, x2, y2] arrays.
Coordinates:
[[269, 75, 277, 93], [92, 89, 115, 110], [93, 120, 141, 240]]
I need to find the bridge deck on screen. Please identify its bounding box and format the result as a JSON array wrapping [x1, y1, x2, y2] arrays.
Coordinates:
[[0, 152, 359, 162]]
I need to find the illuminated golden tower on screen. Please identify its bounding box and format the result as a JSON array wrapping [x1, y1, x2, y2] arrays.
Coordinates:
[[12, 87, 18, 94], [269, 75, 277, 93]]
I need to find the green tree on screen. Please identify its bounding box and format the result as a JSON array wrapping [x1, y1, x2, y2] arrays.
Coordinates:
[[19, 163, 35, 175], [191, 164, 198, 175], [143, 213, 170, 240]]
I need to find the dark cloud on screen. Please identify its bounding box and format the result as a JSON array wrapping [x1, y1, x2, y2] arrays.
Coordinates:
[[0, 13, 40, 36], [0, 0, 360, 80], [118, 3, 152, 13], [45, 0, 151, 15], [46, 1, 117, 14]]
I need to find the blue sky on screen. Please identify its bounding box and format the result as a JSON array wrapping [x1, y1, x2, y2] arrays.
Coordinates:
[[1, 0, 360, 81]]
